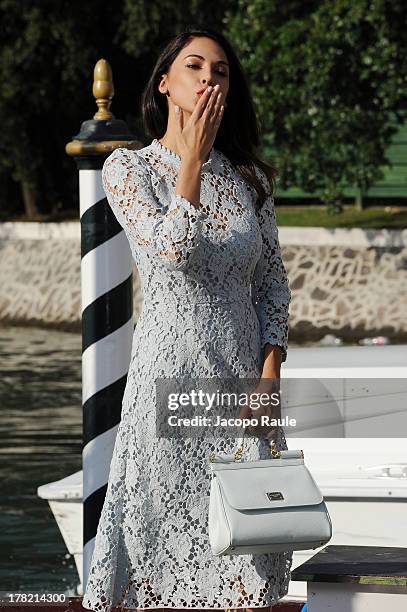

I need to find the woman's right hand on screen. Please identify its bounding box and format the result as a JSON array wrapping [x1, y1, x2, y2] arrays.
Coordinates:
[[173, 85, 224, 163]]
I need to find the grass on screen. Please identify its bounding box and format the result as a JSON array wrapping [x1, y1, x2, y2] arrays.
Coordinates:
[[275, 205, 407, 229], [359, 576, 407, 586], [4, 204, 407, 230]]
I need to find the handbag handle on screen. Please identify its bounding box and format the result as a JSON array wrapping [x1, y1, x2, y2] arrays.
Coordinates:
[[234, 425, 282, 461], [208, 426, 303, 463]]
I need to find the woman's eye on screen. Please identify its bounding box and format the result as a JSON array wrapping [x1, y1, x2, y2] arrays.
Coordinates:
[[186, 64, 227, 76]]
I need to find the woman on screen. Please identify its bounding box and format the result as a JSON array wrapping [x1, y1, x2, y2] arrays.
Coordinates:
[[82, 27, 292, 612]]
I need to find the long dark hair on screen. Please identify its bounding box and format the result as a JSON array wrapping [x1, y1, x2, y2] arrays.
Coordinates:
[[141, 27, 277, 211]]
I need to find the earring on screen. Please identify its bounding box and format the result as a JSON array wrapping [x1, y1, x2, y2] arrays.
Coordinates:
[[166, 91, 170, 97]]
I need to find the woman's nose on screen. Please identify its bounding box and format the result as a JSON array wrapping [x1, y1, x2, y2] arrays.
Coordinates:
[[202, 72, 218, 86]]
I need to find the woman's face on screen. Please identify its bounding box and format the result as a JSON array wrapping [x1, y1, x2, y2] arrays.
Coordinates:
[[159, 36, 230, 116]]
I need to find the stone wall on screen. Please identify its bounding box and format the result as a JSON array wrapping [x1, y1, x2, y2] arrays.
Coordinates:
[[0, 223, 406, 341]]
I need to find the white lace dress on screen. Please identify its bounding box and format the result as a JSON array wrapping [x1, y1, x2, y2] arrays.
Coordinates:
[[82, 138, 293, 612]]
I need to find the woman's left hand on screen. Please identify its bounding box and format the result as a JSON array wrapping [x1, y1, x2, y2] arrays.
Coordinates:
[[238, 378, 282, 438]]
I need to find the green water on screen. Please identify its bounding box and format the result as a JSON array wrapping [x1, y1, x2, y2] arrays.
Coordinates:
[[0, 325, 82, 595]]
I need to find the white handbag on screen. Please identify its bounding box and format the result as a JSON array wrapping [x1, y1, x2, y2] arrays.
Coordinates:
[[207, 427, 332, 556]]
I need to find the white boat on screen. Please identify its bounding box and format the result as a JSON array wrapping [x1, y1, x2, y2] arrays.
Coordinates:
[[37, 470, 83, 593], [37, 343, 407, 601], [280, 343, 407, 603]]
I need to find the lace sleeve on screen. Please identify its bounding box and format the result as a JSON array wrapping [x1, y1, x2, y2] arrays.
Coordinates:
[[251, 168, 291, 363], [101, 147, 208, 271]]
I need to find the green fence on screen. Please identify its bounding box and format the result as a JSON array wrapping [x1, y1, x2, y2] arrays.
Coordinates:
[[266, 116, 407, 201]]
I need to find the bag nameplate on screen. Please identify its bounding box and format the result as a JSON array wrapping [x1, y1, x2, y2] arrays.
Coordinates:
[[266, 491, 284, 501]]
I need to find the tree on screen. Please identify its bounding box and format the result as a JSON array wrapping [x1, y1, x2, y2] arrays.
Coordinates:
[[0, 0, 126, 218], [225, 0, 407, 211], [0, 0, 235, 219]]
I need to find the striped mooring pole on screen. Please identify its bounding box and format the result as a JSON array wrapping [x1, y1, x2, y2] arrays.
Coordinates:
[[66, 59, 142, 590]]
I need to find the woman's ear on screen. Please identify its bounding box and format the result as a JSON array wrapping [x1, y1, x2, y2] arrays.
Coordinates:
[[158, 75, 167, 95]]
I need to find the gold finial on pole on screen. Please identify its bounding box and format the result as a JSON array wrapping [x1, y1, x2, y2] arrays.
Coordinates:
[[66, 58, 140, 158], [93, 59, 115, 120]]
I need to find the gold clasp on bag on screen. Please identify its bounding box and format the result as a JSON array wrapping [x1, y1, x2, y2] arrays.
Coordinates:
[[234, 446, 244, 461], [270, 442, 281, 458]]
